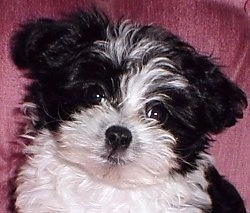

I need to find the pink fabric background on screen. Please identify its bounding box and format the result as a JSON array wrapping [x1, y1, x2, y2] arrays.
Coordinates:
[[0, 0, 249, 212]]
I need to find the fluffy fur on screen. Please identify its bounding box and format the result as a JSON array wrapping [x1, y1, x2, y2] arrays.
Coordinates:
[[11, 10, 247, 213]]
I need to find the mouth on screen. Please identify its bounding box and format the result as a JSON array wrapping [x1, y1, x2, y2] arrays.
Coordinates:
[[107, 156, 126, 165], [101, 149, 128, 165]]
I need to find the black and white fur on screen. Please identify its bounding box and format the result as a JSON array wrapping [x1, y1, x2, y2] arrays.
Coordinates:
[[11, 10, 247, 213]]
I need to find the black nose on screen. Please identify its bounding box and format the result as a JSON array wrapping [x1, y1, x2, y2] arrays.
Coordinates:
[[105, 125, 132, 150]]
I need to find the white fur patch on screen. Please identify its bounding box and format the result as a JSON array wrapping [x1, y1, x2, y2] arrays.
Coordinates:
[[16, 97, 212, 212], [16, 130, 211, 213]]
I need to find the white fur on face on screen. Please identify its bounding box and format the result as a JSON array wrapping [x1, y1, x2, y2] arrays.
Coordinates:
[[57, 97, 177, 188]]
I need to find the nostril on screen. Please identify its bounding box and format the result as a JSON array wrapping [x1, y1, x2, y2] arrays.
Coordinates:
[[105, 125, 132, 150], [109, 133, 119, 144], [106, 132, 119, 147], [120, 133, 132, 146]]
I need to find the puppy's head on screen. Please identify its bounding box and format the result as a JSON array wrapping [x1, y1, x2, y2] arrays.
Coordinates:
[[12, 10, 247, 187]]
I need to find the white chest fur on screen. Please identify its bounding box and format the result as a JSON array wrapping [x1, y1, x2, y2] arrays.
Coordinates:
[[16, 133, 211, 213]]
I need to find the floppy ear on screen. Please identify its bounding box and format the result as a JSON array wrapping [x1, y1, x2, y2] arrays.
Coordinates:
[[180, 52, 247, 134], [11, 18, 78, 70], [11, 10, 109, 72], [11, 10, 109, 130]]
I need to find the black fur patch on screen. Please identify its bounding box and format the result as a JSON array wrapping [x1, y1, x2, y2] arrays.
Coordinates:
[[206, 167, 246, 213]]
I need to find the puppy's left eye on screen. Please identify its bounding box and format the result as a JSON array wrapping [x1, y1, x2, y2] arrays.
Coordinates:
[[145, 101, 168, 123], [85, 85, 106, 105]]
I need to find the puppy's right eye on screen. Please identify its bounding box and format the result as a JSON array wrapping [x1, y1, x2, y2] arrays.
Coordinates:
[[85, 85, 106, 105]]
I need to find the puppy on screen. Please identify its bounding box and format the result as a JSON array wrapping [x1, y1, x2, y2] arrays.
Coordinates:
[[11, 10, 247, 213]]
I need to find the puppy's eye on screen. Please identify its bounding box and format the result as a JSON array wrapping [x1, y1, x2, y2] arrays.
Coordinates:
[[85, 85, 106, 105], [146, 101, 168, 123]]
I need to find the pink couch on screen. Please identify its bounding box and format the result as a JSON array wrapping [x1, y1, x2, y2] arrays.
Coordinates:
[[1, 0, 249, 212]]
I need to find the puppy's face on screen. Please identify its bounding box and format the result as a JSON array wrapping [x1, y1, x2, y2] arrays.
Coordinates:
[[12, 11, 247, 187], [56, 54, 184, 186]]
